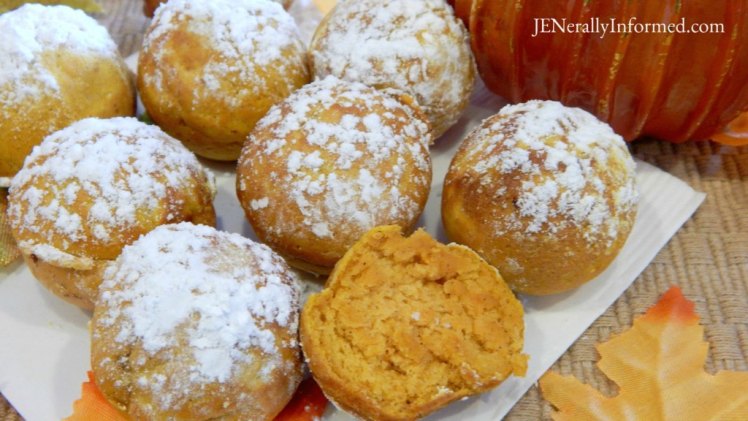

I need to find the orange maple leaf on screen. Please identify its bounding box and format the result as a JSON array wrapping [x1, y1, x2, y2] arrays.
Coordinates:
[[540, 286, 748, 420], [64, 372, 127, 421]]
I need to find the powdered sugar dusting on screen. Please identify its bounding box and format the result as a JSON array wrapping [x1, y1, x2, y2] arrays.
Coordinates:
[[239, 76, 431, 241], [0, 4, 119, 106], [311, 0, 475, 136], [461, 100, 638, 245], [95, 223, 300, 409], [142, 0, 306, 104], [17, 241, 95, 270], [7, 117, 215, 256]]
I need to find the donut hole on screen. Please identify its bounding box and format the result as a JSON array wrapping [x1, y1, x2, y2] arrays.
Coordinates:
[[301, 226, 526, 420]]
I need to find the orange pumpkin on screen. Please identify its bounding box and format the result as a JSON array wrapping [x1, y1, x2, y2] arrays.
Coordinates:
[[451, 0, 748, 144]]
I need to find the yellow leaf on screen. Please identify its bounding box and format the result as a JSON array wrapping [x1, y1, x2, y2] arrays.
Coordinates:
[[0, 0, 102, 14], [0, 189, 20, 267], [540, 286, 748, 421], [312, 0, 336, 15]]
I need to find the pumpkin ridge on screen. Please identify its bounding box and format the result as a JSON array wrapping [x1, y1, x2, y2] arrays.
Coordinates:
[[681, 0, 742, 140], [470, 0, 519, 101], [511, 0, 529, 101], [627, 0, 681, 141], [595, 0, 635, 123], [699, 1, 748, 142], [558, 0, 593, 103]]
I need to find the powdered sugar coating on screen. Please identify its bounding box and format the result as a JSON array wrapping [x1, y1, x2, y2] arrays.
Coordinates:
[[0, 4, 120, 106], [92, 223, 301, 418], [311, 0, 475, 138], [443, 100, 638, 294], [7, 117, 216, 262], [147, 0, 292, 16], [142, 0, 306, 105], [237, 76, 432, 271], [454, 100, 638, 245]]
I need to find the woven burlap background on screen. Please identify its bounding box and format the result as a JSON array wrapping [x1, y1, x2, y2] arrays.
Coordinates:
[[2, 1, 747, 419]]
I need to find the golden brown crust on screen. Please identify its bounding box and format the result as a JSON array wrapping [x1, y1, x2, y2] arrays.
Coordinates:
[[0, 49, 134, 178], [442, 100, 638, 295], [281, 254, 334, 277], [22, 253, 108, 311], [138, 0, 309, 160], [301, 225, 526, 421], [237, 77, 432, 274], [7, 118, 216, 309]]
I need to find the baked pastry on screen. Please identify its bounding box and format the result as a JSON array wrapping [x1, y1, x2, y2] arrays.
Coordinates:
[[0, 4, 134, 180], [143, 0, 294, 18], [138, 0, 310, 161], [310, 0, 475, 139], [6, 117, 216, 310], [236, 76, 432, 275], [442, 100, 639, 295], [301, 225, 527, 421], [91, 223, 302, 420]]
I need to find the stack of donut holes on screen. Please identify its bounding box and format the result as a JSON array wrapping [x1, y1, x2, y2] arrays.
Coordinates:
[[3, 0, 640, 420]]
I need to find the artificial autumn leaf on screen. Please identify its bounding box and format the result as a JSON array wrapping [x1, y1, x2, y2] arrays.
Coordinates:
[[711, 111, 748, 146], [0, 1, 102, 13], [0, 190, 20, 267], [275, 377, 329, 421], [66, 371, 328, 421], [312, 0, 336, 14], [540, 286, 748, 421], [64, 372, 127, 421]]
